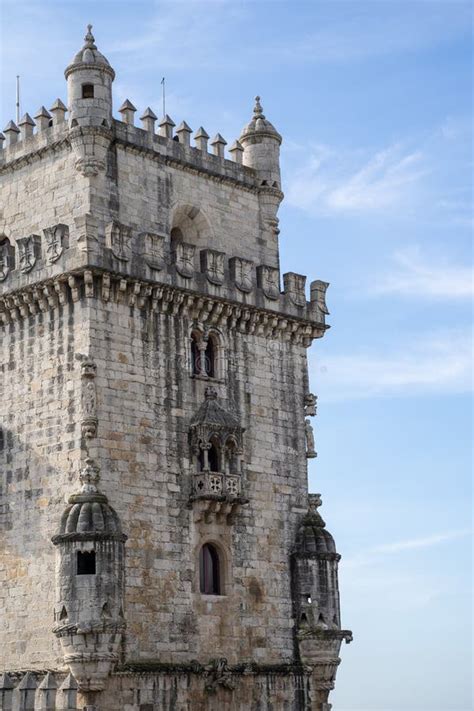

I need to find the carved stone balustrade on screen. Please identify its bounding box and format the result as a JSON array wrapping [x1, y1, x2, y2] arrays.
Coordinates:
[[190, 471, 248, 524]]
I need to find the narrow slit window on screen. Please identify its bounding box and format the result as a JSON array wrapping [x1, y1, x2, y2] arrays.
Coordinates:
[[77, 550, 96, 575], [82, 83, 94, 99]]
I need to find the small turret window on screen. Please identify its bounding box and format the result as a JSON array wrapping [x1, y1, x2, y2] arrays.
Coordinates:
[[77, 550, 96, 575], [82, 83, 94, 99], [199, 543, 221, 595]]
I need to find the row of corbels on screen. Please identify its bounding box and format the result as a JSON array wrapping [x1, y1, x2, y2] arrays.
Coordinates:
[[1, 100, 67, 149], [0, 270, 324, 345], [118, 100, 243, 162], [0, 671, 78, 710]]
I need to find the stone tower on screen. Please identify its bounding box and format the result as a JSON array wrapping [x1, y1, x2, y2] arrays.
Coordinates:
[[0, 26, 351, 711]]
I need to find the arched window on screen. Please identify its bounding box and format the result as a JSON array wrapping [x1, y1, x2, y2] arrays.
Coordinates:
[[190, 329, 220, 379], [199, 543, 221, 595], [198, 441, 220, 472], [191, 332, 200, 376], [82, 83, 94, 99], [208, 442, 219, 472], [204, 335, 216, 378]]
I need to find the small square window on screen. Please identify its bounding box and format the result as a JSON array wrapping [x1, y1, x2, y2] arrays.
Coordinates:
[[82, 84, 94, 99], [77, 550, 96, 575]]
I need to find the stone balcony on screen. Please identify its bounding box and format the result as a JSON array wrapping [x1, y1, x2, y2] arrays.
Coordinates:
[[189, 471, 249, 524]]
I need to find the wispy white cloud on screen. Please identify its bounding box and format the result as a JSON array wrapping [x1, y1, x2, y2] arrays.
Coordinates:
[[313, 329, 472, 401], [369, 529, 472, 556], [285, 143, 427, 216], [372, 247, 474, 299]]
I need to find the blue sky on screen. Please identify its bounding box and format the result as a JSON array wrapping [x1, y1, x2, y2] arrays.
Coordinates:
[[1, 1, 472, 708]]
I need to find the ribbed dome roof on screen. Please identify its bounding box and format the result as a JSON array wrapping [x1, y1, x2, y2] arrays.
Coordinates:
[[65, 25, 115, 79], [58, 493, 123, 537], [240, 96, 282, 144], [52, 459, 126, 543], [295, 496, 338, 557]]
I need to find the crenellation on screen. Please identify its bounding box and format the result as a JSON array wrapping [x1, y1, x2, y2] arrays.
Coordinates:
[[3, 121, 20, 148]]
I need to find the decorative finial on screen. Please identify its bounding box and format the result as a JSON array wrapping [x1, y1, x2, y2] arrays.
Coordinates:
[[79, 458, 100, 493], [253, 96, 265, 119], [205, 386, 218, 400], [84, 23, 96, 49]]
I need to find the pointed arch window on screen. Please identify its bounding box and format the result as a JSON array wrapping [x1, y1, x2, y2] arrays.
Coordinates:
[[199, 543, 221, 595]]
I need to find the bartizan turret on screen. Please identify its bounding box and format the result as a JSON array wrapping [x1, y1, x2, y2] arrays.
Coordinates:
[[65, 24, 114, 129], [292, 494, 353, 711], [52, 459, 127, 697], [239, 96, 283, 251], [64, 24, 114, 176]]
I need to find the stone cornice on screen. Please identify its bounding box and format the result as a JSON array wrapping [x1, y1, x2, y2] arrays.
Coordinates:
[[0, 136, 71, 175], [0, 268, 327, 346]]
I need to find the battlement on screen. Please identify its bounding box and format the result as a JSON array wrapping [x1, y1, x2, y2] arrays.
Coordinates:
[[0, 104, 257, 187]]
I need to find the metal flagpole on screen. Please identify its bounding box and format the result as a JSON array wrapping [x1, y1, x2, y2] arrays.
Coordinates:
[[16, 75, 20, 124], [161, 77, 165, 117]]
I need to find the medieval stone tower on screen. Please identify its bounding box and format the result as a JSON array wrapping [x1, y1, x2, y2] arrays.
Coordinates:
[[0, 26, 351, 711]]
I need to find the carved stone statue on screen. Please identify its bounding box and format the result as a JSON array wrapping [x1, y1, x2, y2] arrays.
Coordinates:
[[305, 419, 317, 458]]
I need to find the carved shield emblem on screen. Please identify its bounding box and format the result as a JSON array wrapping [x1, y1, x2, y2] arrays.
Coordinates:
[[17, 235, 41, 274], [175, 242, 195, 278], [257, 265, 280, 300], [0, 238, 15, 282], [229, 257, 253, 293], [106, 221, 132, 262], [139, 232, 165, 271], [201, 249, 225, 285], [44, 224, 69, 263], [283, 272, 306, 307]]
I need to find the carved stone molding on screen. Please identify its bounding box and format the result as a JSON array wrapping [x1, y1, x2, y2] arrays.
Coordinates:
[[0, 269, 327, 346]]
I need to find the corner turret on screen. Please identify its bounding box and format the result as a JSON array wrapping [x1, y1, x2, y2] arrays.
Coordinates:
[[239, 96, 282, 188], [65, 24, 115, 129], [292, 494, 352, 710], [239, 97, 284, 251], [52, 458, 127, 693]]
